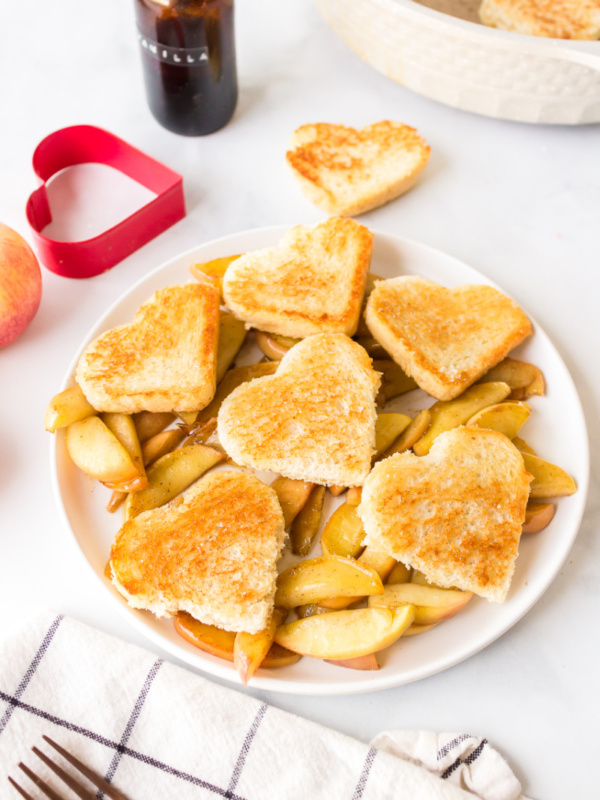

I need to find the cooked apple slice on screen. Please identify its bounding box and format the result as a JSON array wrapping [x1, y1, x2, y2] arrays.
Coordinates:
[[346, 487, 362, 506], [522, 453, 577, 498], [101, 412, 147, 491], [522, 501, 556, 534], [369, 583, 472, 626], [44, 384, 96, 432], [123, 444, 225, 520], [256, 331, 301, 361], [479, 357, 545, 398], [410, 570, 460, 591], [359, 548, 396, 581], [190, 254, 242, 301], [174, 612, 235, 661], [387, 561, 412, 585], [320, 547, 396, 609], [174, 613, 300, 669], [512, 437, 537, 456], [320, 503, 365, 559], [106, 428, 185, 513], [271, 476, 315, 528], [133, 411, 175, 442], [374, 413, 412, 459], [413, 382, 511, 456], [403, 623, 438, 636], [103, 476, 147, 495], [466, 402, 531, 440], [329, 485, 347, 497], [234, 608, 287, 685], [295, 604, 334, 619], [177, 410, 198, 427], [274, 605, 415, 659], [66, 416, 140, 484], [325, 654, 379, 670], [274, 555, 383, 609], [382, 409, 431, 459], [373, 360, 418, 402], [410, 570, 436, 587], [183, 417, 219, 448], [290, 485, 326, 556], [262, 643, 302, 668], [216, 313, 247, 383], [106, 493, 126, 514], [143, 428, 185, 462]]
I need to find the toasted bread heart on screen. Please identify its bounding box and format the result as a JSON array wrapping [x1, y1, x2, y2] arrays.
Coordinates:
[[479, 0, 600, 40], [366, 277, 532, 401], [358, 427, 532, 602], [109, 470, 286, 633], [77, 283, 220, 414], [217, 334, 381, 486], [286, 121, 430, 216], [222, 217, 372, 339]]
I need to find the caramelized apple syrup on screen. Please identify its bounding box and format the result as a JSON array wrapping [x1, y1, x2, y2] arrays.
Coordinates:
[[135, 0, 237, 136]]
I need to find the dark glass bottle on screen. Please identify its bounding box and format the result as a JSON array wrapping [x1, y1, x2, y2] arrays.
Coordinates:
[[134, 0, 237, 136]]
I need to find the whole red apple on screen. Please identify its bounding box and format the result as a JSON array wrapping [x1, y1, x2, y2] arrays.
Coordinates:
[[0, 224, 42, 348]]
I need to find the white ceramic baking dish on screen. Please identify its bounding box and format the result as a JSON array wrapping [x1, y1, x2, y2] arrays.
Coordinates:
[[316, 0, 600, 124]]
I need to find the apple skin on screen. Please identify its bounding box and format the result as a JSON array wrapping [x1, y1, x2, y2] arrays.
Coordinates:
[[0, 223, 42, 348]]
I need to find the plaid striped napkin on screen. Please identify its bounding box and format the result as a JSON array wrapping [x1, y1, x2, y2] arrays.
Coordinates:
[[0, 611, 529, 800]]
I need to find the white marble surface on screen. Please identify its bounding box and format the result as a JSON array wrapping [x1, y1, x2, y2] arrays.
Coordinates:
[[1, 1, 598, 797]]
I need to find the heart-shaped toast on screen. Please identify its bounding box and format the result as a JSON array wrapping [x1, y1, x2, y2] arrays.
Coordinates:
[[366, 276, 532, 401], [109, 471, 286, 633], [359, 427, 532, 602], [77, 283, 219, 414], [286, 121, 430, 216], [222, 217, 373, 339], [217, 334, 381, 486], [479, 0, 600, 40]]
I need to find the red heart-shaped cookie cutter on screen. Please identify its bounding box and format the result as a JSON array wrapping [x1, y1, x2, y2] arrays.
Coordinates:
[[26, 125, 186, 278]]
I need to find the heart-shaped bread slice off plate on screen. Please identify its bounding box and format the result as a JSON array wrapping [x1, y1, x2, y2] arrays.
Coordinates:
[[218, 333, 381, 486], [222, 217, 373, 338], [109, 470, 286, 634], [77, 283, 220, 414], [366, 276, 532, 401], [286, 121, 430, 216], [358, 427, 532, 602], [479, 0, 600, 40]]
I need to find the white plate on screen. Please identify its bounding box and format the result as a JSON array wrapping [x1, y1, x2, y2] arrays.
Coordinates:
[[51, 226, 589, 695]]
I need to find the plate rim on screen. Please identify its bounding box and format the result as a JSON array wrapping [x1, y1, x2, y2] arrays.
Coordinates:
[[50, 224, 590, 695]]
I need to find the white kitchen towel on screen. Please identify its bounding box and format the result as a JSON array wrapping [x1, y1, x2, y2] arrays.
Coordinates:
[[0, 611, 530, 800]]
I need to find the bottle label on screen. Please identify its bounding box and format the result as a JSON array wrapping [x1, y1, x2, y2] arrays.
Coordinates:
[[138, 31, 209, 66]]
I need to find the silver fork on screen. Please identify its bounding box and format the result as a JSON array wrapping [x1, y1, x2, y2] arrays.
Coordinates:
[[9, 736, 130, 800]]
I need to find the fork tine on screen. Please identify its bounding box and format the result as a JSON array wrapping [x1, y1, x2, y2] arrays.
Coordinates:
[[42, 737, 130, 800], [32, 747, 97, 800], [8, 776, 37, 800], [16, 763, 64, 800]]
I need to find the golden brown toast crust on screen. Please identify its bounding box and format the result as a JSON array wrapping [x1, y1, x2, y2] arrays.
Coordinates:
[[222, 217, 373, 338], [359, 427, 532, 602], [110, 470, 286, 633], [286, 121, 430, 216], [366, 277, 532, 401], [77, 283, 220, 414], [217, 333, 381, 486], [479, 0, 600, 39]]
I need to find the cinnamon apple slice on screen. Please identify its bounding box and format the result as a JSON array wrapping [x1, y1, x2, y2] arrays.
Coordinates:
[[66, 416, 140, 484], [274, 605, 415, 660]]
